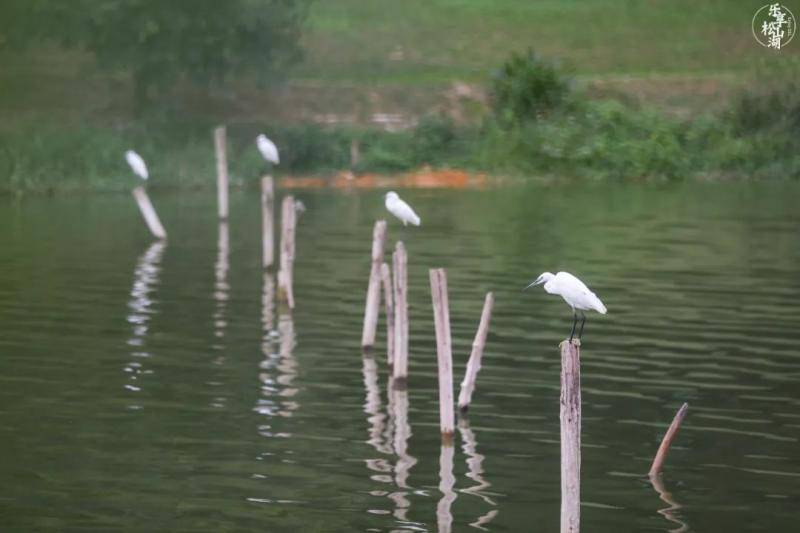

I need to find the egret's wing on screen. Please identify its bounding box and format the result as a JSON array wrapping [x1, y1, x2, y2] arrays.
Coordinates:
[[257, 136, 280, 164], [125, 150, 148, 180], [394, 199, 421, 226]]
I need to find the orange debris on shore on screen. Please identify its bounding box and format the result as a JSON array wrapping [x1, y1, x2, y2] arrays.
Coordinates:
[[279, 168, 489, 190]]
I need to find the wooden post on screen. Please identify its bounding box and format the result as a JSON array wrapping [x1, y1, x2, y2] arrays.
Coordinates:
[[261, 176, 275, 268], [214, 126, 229, 220], [458, 292, 494, 413], [278, 195, 296, 309], [560, 339, 581, 533], [131, 186, 167, 240], [649, 403, 689, 476], [361, 221, 387, 351], [392, 242, 408, 389], [430, 268, 454, 443], [380, 262, 395, 367]]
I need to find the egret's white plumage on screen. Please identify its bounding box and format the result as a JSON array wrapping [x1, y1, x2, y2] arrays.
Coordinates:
[[256, 134, 279, 165], [125, 150, 148, 180], [385, 191, 421, 226], [525, 271, 606, 339], [525, 271, 606, 314]]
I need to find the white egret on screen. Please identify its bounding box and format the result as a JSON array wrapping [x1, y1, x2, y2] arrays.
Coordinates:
[[524, 271, 607, 340], [256, 134, 280, 165], [125, 150, 148, 180], [385, 191, 421, 226]]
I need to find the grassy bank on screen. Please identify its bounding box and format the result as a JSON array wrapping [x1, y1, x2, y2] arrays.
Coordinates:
[[2, 70, 798, 195]]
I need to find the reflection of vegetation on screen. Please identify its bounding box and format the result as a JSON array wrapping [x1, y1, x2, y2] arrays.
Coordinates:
[[0, 0, 309, 111]]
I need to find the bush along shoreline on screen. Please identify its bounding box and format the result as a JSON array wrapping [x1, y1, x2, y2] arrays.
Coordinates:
[[2, 51, 798, 195]]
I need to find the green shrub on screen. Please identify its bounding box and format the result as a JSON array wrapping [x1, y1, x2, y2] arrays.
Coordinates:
[[489, 49, 571, 125]]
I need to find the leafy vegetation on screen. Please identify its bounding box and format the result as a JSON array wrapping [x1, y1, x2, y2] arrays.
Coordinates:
[[0, 0, 309, 111]]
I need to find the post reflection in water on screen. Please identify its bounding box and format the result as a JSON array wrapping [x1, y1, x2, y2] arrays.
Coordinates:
[[362, 355, 393, 475], [254, 272, 299, 437], [124, 240, 166, 405], [387, 382, 417, 525], [437, 442, 456, 533], [213, 222, 230, 348], [649, 473, 689, 533], [458, 419, 499, 529]]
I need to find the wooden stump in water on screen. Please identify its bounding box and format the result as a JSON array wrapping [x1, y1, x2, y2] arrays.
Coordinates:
[[131, 186, 167, 240], [649, 403, 689, 476], [430, 268, 454, 443], [361, 220, 387, 351], [560, 339, 581, 533], [214, 126, 229, 220], [392, 242, 408, 389], [277, 196, 296, 309], [458, 292, 494, 413], [380, 262, 395, 367], [261, 176, 275, 269]]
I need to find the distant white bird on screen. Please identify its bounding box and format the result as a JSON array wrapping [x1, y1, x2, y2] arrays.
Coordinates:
[[125, 150, 148, 180], [524, 271, 607, 340], [256, 134, 279, 165], [385, 191, 421, 226], [294, 199, 306, 215]]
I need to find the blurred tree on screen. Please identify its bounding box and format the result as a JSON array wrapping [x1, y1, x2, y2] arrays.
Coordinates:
[[0, 0, 309, 111]]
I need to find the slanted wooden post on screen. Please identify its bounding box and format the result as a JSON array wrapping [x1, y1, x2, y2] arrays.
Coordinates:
[[392, 242, 409, 389], [132, 186, 167, 240], [380, 262, 395, 367], [458, 292, 494, 413], [430, 268, 454, 444], [261, 176, 275, 268], [361, 221, 387, 351], [560, 339, 581, 533], [214, 126, 229, 220], [278, 195, 296, 309], [649, 403, 689, 476]]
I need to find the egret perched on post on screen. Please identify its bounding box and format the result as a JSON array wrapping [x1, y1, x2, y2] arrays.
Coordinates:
[[385, 191, 421, 226], [524, 271, 607, 341], [125, 150, 148, 180], [256, 134, 279, 165]]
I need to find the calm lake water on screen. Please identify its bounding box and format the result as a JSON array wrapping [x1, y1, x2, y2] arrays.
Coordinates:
[[1, 183, 799, 532]]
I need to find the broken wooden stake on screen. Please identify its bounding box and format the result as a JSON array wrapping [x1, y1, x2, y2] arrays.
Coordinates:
[[131, 186, 167, 240], [458, 292, 494, 413], [214, 126, 229, 220], [392, 241, 408, 389], [649, 402, 689, 477], [261, 176, 275, 268], [560, 339, 581, 533], [430, 268, 454, 443], [277, 195, 296, 309], [380, 262, 395, 367], [361, 220, 387, 351]]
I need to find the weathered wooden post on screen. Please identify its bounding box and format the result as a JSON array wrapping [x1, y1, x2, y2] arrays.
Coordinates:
[[458, 292, 494, 413], [261, 176, 275, 268], [214, 126, 229, 220], [430, 268, 455, 444], [277, 195, 296, 309], [361, 221, 387, 352], [380, 262, 395, 367], [560, 339, 581, 533], [392, 242, 409, 389], [649, 403, 689, 476], [131, 186, 167, 240]]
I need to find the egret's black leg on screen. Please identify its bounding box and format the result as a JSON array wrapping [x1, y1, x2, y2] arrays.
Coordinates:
[[578, 311, 586, 340], [569, 312, 577, 341]]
